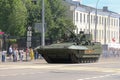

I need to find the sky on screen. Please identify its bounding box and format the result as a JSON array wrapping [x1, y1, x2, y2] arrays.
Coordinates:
[[80, 0, 120, 13]]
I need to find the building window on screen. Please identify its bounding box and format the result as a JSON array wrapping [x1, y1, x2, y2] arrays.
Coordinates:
[[99, 30, 101, 39], [87, 14, 89, 23], [99, 16, 101, 24], [114, 19, 115, 26], [107, 17, 110, 26], [102, 30, 104, 39], [96, 16, 98, 24], [92, 15, 94, 24], [76, 12, 78, 22], [104, 18, 107, 27], [93, 15, 94, 24], [76, 27, 78, 34], [84, 14, 86, 23], [84, 29, 85, 32], [111, 19, 113, 26], [111, 31, 113, 38], [80, 28, 82, 31], [91, 15, 92, 24], [115, 19, 117, 27], [80, 13, 82, 23], [102, 17, 104, 25], [107, 30, 109, 41], [116, 19, 118, 27]]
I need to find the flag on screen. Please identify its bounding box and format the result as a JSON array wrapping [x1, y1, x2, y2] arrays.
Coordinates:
[[112, 38, 115, 42], [0, 32, 4, 35]]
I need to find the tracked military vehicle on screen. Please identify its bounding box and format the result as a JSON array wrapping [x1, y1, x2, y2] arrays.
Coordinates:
[[36, 31, 102, 63]]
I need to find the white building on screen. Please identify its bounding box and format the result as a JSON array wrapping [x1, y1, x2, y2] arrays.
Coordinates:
[[64, 0, 120, 45]]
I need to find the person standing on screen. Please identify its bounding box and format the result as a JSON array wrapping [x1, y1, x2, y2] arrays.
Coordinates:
[[20, 49, 24, 61], [34, 50, 39, 60], [29, 47, 34, 60], [9, 45, 13, 61], [18, 49, 21, 61], [1, 50, 6, 62], [25, 47, 29, 61], [13, 48, 18, 62]]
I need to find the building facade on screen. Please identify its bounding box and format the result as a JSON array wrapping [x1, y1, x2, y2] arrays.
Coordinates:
[[65, 0, 120, 44]]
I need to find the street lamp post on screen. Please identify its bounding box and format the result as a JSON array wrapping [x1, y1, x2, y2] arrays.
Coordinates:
[[119, 18, 120, 43], [88, 11, 91, 34], [94, 0, 100, 42], [108, 12, 112, 43], [42, 0, 45, 46]]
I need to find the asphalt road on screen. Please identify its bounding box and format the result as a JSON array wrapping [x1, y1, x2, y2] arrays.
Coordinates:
[[0, 57, 120, 80]]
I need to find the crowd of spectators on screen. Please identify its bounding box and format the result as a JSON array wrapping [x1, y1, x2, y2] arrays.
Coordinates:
[[1, 45, 42, 62]]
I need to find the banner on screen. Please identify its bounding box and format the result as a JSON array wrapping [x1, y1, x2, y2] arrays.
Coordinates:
[[0, 32, 4, 35]]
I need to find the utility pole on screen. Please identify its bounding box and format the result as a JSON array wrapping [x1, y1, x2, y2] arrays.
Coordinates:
[[108, 12, 111, 43], [119, 18, 120, 43], [42, 0, 45, 46], [94, 0, 100, 42], [104, 18, 107, 44], [88, 11, 90, 34]]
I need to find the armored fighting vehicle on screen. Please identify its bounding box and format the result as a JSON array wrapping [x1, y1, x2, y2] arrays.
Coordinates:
[[36, 31, 102, 63]]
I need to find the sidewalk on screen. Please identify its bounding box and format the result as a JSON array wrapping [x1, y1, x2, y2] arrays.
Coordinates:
[[0, 52, 47, 64], [1, 52, 120, 64], [0, 58, 47, 65], [99, 55, 120, 63]]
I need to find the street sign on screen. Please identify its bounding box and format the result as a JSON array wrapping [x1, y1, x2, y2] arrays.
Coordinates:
[[27, 42, 31, 47], [28, 26, 32, 31], [27, 26, 32, 48], [27, 37, 31, 41], [27, 31, 32, 36], [34, 23, 46, 33]]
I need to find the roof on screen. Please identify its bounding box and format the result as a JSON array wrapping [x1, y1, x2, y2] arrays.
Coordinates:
[[64, 0, 120, 18], [76, 5, 120, 18]]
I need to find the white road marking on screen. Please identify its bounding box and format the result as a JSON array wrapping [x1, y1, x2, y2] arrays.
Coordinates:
[[0, 65, 64, 70], [77, 73, 118, 80], [59, 66, 120, 73], [0, 64, 120, 73], [0, 72, 43, 77]]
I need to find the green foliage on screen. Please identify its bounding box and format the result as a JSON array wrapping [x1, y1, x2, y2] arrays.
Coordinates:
[[45, 0, 75, 42], [8, 0, 27, 36], [23, 0, 41, 26], [0, 0, 75, 42], [8, 39, 17, 44], [0, 0, 27, 36], [24, 0, 75, 42], [0, 0, 11, 32]]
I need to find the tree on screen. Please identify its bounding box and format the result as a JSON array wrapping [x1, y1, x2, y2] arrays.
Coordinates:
[[45, 0, 75, 42], [0, 0, 27, 36], [8, 0, 27, 36], [22, 0, 75, 42], [0, 0, 11, 32], [0, 0, 75, 42], [22, 0, 41, 26]]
